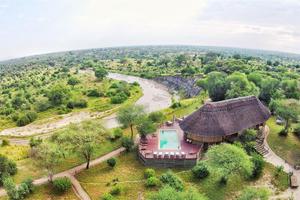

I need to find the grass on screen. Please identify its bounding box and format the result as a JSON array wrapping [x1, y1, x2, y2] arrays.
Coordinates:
[[267, 117, 300, 166], [0, 145, 29, 161], [0, 183, 79, 200], [76, 151, 288, 200]]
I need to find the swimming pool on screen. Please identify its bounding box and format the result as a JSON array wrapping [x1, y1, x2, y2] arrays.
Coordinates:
[[159, 129, 180, 150]]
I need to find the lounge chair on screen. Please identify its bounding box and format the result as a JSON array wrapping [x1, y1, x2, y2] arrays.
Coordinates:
[[181, 152, 186, 158], [175, 152, 180, 158], [170, 152, 175, 158], [164, 152, 169, 158], [158, 152, 163, 158], [153, 151, 158, 158]]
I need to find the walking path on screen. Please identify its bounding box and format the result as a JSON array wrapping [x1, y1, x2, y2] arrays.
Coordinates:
[[0, 147, 126, 199], [263, 125, 300, 199]]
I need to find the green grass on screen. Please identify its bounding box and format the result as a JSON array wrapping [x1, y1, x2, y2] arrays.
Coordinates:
[[0, 183, 79, 200], [0, 145, 29, 161], [267, 117, 300, 166], [76, 152, 287, 200]]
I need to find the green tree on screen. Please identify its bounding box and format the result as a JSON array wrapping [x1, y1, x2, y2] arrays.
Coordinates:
[[274, 99, 300, 133], [225, 72, 259, 99], [281, 79, 300, 99], [259, 77, 279, 104], [94, 67, 108, 80], [206, 144, 253, 181], [67, 77, 80, 86], [34, 143, 63, 182], [47, 84, 70, 106], [0, 155, 17, 185], [199, 72, 227, 101], [117, 105, 145, 140], [137, 117, 156, 139]]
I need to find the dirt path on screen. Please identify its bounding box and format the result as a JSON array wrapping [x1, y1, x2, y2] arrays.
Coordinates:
[[0, 73, 172, 137], [0, 147, 126, 199], [263, 125, 300, 199]]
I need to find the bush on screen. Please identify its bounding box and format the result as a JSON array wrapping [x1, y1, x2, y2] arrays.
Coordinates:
[[112, 128, 123, 140], [170, 102, 181, 109], [107, 158, 116, 168], [251, 153, 265, 178], [109, 185, 122, 195], [3, 177, 33, 200], [86, 89, 103, 97], [192, 162, 209, 179], [101, 193, 114, 200], [278, 128, 288, 136], [1, 139, 10, 147], [67, 99, 88, 109], [144, 168, 156, 178], [52, 177, 72, 194], [160, 171, 184, 191], [16, 112, 38, 126], [148, 111, 165, 123], [0, 155, 18, 186], [145, 177, 160, 187], [293, 124, 300, 137], [29, 137, 43, 148], [219, 176, 228, 185], [121, 137, 134, 152], [110, 92, 128, 104]]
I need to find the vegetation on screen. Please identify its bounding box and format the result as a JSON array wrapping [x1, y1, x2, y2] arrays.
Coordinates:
[[107, 158, 116, 168], [237, 187, 270, 200], [3, 177, 34, 200], [52, 177, 72, 194]]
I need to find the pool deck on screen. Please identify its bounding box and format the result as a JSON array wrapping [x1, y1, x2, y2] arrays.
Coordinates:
[[138, 121, 203, 167]]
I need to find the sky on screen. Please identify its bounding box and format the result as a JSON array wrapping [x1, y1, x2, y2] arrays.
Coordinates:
[[0, 0, 300, 60]]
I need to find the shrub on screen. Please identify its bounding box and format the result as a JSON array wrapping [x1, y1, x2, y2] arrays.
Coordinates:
[[86, 89, 103, 97], [293, 124, 300, 137], [121, 137, 134, 152], [67, 99, 87, 109], [52, 177, 72, 194], [170, 102, 181, 109], [146, 177, 160, 187], [278, 128, 288, 136], [29, 137, 43, 148], [107, 158, 116, 168], [144, 168, 156, 178], [109, 185, 122, 195], [101, 193, 114, 200], [273, 166, 284, 177], [112, 128, 123, 139], [192, 162, 209, 179], [219, 176, 228, 185], [148, 111, 165, 123], [1, 139, 10, 147], [0, 155, 18, 186], [110, 92, 128, 104], [16, 112, 38, 126], [3, 177, 33, 200], [26, 111, 38, 122], [251, 153, 265, 178], [160, 171, 184, 191]]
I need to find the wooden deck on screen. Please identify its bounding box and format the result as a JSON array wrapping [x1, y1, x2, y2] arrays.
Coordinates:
[[138, 121, 203, 167]]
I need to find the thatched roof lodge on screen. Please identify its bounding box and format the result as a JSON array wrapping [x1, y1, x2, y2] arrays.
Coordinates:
[[180, 96, 271, 143]]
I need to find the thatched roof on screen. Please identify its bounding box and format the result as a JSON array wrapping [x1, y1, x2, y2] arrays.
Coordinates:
[[180, 96, 271, 137]]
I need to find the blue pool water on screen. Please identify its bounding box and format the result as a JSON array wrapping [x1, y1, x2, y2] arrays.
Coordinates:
[[159, 129, 180, 150]]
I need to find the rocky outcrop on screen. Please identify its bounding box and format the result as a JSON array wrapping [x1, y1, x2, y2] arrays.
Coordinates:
[[154, 75, 202, 98]]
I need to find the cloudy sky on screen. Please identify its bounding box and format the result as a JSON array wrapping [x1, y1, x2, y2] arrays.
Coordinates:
[[0, 0, 300, 60]]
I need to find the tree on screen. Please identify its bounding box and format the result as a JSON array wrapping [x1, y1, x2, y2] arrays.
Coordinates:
[[55, 121, 106, 169], [281, 79, 300, 99], [67, 77, 80, 86], [94, 67, 108, 80], [34, 143, 63, 182], [0, 155, 17, 185], [259, 77, 279, 104], [137, 117, 156, 139], [251, 153, 265, 178], [225, 72, 259, 99], [149, 111, 165, 124], [47, 84, 70, 106], [206, 144, 253, 181], [199, 72, 227, 101], [192, 161, 209, 179], [274, 99, 300, 133], [117, 105, 145, 140]]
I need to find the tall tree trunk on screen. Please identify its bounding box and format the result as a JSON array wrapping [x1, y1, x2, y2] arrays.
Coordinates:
[[130, 124, 134, 140], [86, 158, 90, 169], [285, 118, 289, 132]]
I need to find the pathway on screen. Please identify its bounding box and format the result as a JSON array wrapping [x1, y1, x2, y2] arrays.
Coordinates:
[[263, 125, 300, 199], [0, 147, 126, 199]]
